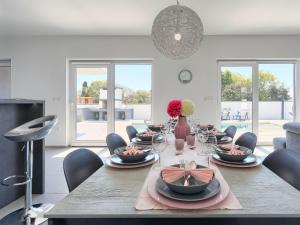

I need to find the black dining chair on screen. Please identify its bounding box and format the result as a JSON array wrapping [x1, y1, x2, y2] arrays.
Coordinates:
[[235, 132, 257, 152], [63, 148, 103, 192], [263, 149, 300, 191], [126, 125, 138, 142], [106, 133, 127, 155], [224, 125, 237, 139]]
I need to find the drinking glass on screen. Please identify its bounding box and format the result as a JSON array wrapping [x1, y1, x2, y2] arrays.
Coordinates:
[[152, 134, 162, 169], [204, 135, 217, 167], [160, 122, 169, 143]]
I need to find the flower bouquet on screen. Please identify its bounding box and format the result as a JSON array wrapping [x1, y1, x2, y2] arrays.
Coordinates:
[[167, 99, 195, 140]]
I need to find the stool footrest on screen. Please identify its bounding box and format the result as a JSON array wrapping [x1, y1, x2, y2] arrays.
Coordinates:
[[1, 175, 30, 186]]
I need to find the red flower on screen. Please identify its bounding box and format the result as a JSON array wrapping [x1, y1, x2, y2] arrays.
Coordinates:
[[167, 99, 182, 117]]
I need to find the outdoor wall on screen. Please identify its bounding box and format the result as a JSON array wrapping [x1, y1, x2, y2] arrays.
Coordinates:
[[0, 35, 300, 146], [221, 101, 293, 120], [126, 104, 151, 120]]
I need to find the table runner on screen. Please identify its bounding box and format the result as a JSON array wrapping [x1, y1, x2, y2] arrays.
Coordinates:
[[135, 140, 242, 210]]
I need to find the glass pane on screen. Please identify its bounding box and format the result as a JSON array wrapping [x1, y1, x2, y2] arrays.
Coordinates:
[[258, 64, 294, 143], [76, 67, 108, 141], [114, 64, 152, 141], [220, 66, 253, 139]]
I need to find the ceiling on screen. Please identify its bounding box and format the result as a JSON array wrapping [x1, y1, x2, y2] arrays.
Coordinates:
[[1, 0, 300, 36]]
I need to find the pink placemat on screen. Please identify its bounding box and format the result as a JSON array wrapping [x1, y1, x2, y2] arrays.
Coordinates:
[[135, 142, 242, 210]]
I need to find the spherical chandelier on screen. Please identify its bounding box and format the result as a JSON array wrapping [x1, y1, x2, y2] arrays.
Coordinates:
[[151, 0, 204, 60]]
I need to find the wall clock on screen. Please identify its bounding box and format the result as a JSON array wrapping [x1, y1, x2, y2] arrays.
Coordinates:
[[178, 69, 193, 84]]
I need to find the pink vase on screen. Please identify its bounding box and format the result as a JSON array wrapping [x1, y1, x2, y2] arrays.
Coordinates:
[[174, 116, 191, 141]]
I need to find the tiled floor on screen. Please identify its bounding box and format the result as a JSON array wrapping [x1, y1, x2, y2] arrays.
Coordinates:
[[0, 145, 273, 220]]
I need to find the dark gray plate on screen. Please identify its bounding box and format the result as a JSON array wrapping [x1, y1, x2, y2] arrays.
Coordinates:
[[156, 177, 220, 202], [132, 136, 163, 145], [217, 136, 232, 144], [215, 146, 252, 162], [114, 146, 151, 163], [110, 153, 155, 165], [212, 153, 257, 165]]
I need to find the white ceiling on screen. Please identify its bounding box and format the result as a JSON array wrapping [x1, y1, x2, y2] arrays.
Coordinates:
[[1, 0, 300, 36]]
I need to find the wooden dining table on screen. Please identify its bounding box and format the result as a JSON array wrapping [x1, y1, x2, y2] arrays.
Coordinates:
[[45, 143, 300, 225]]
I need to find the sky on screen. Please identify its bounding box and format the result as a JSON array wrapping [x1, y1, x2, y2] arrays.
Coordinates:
[[222, 63, 294, 97], [76, 64, 152, 91]]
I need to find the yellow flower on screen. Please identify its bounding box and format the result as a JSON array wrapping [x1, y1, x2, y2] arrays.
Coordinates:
[[181, 99, 195, 116]]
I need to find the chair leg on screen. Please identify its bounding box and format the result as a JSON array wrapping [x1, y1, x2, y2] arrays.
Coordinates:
[[24, 141, 33, 223]]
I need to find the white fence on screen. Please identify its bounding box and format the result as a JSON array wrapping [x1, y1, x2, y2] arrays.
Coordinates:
[[221, 101, 293, 120], [125, 104, 151, 120], [77, 104, 151, 121]]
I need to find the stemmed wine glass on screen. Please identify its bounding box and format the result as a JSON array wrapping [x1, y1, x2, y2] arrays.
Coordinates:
[[160, 122, 170, 144], [196, 128, 209, 150], [203, 135, 217, 167], [152, 134, 163, 170]]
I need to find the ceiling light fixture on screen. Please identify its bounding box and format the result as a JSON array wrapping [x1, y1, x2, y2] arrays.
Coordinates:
[[151, 0, 204, 60]]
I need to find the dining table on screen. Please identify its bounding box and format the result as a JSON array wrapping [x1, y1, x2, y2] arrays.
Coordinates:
[[45, 139, 300, 225]]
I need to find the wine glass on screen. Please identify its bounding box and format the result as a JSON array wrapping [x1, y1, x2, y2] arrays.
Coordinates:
[[204, 135, 217, 167], [152, 134, 162, 169], [160, 122, 170, 144]]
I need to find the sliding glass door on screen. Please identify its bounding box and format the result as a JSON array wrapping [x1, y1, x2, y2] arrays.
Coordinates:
[[258, 63, 295, 144], [220, 64, 255, 139], [114, 64, 152, 141], [219, 61, 296, 145], [70, 61, 152, 146]]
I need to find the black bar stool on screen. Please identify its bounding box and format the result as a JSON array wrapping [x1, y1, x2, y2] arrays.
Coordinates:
[[0, 115, 57, 225]]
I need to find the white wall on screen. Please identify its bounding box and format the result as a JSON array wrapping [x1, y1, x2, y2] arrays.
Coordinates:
[[126, 104, 151, 120], [0, 35, 300, 146], [0, 65, 11, 98]]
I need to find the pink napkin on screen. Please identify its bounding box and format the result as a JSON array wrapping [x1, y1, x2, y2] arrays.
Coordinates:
[[219, 144, 240, 151], [161, 166, 214, 183]]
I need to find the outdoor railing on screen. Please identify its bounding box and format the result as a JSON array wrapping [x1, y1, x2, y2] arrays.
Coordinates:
[[77, 96, 97, 105]]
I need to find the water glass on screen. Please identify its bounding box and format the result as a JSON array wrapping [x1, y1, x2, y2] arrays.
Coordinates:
[[175, 139, 184, 155]]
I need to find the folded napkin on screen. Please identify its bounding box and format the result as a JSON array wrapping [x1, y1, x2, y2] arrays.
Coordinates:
[[227, 148, 245, 156], [161, 166, 214, 184], [219, 144, 240, 151]]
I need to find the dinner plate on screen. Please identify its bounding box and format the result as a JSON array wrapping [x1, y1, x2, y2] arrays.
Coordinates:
[[105, 154, 158, 169], [110, 153, 155, 165], [214, 146, 252, 162], [132, 136, 163, 145], [147, 170, 230, 209], [217, 136, 232, 144], [211, 157, 262, 168], [212, 153, 257, 165], [156, 177, 220, 202]]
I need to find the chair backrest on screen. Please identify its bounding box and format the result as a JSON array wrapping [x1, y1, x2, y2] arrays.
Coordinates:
[[106, 133, 127, 155], [224, 125, 237, 139], [263, 149, 300, 191], [63, 148, 103, 192], [235, 132, 257, 152], [126, 125, 138, 141]]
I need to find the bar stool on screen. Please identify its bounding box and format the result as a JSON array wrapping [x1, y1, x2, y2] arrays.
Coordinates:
[[0, 115, 57, 225]]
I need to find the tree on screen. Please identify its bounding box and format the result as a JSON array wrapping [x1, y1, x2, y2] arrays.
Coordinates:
[[86, 80, 107, 99], [221, 70, 291, 101], [81, 81, 88, 97], [123, 90, 151, 104]]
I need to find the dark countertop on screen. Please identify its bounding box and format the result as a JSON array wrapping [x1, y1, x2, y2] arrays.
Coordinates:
[[0, 99, 45, 104]]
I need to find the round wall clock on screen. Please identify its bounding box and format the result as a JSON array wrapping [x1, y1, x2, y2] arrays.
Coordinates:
[[178, 69, 193, 84]]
